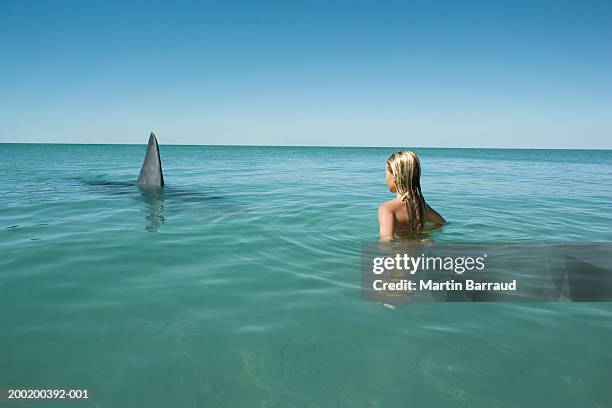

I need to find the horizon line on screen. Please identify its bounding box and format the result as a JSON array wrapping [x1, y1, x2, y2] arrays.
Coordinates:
[[1, 141, 611, 151]]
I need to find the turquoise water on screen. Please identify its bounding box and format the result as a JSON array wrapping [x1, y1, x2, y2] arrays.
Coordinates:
[[1, 144, 611, 407]]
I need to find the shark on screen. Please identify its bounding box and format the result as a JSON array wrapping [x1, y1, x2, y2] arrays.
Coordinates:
[[137, 132, 165, 188], [76, 132, 245, 232]]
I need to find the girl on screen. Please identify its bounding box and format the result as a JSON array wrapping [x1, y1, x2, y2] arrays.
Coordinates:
[[378, 151, 445, 240]]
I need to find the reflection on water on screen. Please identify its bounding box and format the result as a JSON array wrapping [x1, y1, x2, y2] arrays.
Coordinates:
[[77, 177, 240, 232], [139, 186, 165, 233]]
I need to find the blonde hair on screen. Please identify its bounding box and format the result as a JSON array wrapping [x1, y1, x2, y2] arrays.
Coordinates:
[[386, 151, 427, 232]]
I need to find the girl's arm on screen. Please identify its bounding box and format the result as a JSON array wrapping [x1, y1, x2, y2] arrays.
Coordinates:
[[426, 204, 446, 225], [378, 204, 395, 241]]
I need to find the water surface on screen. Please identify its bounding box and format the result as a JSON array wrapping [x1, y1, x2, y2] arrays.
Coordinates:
[[1, 144, 611, 407]]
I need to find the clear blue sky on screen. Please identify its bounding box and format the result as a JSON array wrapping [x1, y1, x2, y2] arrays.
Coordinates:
[[1, 0, 611, 148]]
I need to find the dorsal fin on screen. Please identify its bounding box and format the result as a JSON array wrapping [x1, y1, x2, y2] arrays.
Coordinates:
[[137, 132, 164, 187]]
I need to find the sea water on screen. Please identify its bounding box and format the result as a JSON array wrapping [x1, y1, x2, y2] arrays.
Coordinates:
[[1, 144, 611, 407]]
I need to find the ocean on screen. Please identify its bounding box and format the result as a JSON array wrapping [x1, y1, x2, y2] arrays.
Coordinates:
[[1, 144, 611, 407]]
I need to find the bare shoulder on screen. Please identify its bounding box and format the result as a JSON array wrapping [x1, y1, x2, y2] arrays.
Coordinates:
[[378, 199, 401, 240], [378, 199, 402, 212], [378, 198, 403, 216]]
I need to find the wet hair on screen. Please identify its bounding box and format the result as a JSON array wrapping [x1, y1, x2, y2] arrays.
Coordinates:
[[386, 151, 428, 232]]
